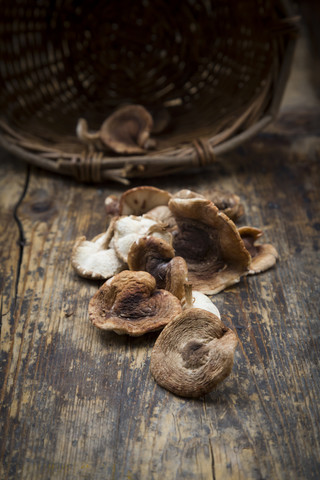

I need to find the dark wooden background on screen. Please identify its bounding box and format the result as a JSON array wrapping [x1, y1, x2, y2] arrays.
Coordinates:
[[1, 16, 320, 480]]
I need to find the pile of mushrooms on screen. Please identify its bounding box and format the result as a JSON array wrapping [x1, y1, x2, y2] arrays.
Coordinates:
[[71, 186, 278, 398]]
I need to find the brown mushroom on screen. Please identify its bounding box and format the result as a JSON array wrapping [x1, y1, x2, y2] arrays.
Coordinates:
[[150, 308, 238, 398], [99, 105, 155, 154], [71, 220, 125, 279], [119, 186, 172, 216], [173, 188, 244, 221], [88, 270, 182, 336], [238, 226, 278, 274], [104, 186, 172, 226], [168, 196, 251, 294], [208, 189, 244, 221], [127, 236, 188, 300]]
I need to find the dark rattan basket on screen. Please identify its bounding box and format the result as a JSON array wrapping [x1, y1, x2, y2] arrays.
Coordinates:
[[0, 0, 298, 183]]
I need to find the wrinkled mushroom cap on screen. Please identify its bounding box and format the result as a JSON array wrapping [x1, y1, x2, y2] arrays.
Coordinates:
[[99, 105, 154, 154], [71, 222, 125, 279], [119, 186, 172, 216], [239, 226, 278, 274], [150, 308, 238, 398], [89, 270, 182, 336], [208, 189, 244, 221], [173, 188, 244, 221], [128, 236, 188, 300], [168, 197, 250, 294]]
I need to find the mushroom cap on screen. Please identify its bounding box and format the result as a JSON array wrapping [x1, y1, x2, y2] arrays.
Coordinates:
[[99, 105, 154, 154], [238, 226, 278, 274], [113, 215, 172, 263], [119, 186, 172, 216], [173, 188, 244, 221], [71, 223, 125, 279], [173, 189, 206, 200], [128, 235, 175, 272], [208, 189, 244, 221], [150, 308, 238, 398], [88, 270, 182, 336], [128, 236, 188, 300], [168, 197, 251, 294]]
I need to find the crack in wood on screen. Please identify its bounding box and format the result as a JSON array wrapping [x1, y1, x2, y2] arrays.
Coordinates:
[[208, 438, 216, 480], [0, 165, 30, 334], [11, 165, 30, 307]]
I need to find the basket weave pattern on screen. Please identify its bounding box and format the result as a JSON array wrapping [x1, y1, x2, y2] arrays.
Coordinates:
[[0, 0, 298, 183]]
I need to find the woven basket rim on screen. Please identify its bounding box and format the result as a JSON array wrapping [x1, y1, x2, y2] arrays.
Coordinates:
[[0, 0, 299, 183]]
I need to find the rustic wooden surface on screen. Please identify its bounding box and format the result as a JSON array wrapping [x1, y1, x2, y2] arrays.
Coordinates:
[[1, 32, 320, 480]]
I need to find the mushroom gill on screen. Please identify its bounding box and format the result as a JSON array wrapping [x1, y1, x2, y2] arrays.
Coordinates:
[[71, 219, 125, 280], [88, 270, 182, 336], [150, 308, 238, 398], [168, 196, 251, 294]]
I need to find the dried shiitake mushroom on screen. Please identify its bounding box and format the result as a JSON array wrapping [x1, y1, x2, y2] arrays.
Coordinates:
[[128, 236, 188, 300], [71, 221, 125, 279], [100, 105, 155, 154], [119, 186, 172, 216], [238, 226, 278, 274], [76, 105, 156, 154], [105, 186, 172, 219], [150, 308, 237, 398], [173, 188, 244, 221], [168, 196, 251, 294], [208, 189, 244, 221], [89, 270, 182, 336]]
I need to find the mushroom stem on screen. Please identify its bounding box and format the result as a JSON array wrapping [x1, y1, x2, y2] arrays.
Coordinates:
[[183, 282, 194, 309]]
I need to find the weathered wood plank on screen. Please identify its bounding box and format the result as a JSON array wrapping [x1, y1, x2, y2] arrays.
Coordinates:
[[0, 103, 319, 480], [1, 24, 320, 479]]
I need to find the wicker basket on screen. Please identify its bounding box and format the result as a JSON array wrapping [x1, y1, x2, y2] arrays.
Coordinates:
[[0, 0, 298, 184]]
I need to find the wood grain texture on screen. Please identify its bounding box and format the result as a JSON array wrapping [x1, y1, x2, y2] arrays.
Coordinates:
[[1, 39, 320, 480]]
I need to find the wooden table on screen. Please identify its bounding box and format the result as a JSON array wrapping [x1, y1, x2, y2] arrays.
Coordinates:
[[1, 31, 319, 480]]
